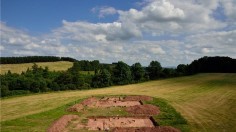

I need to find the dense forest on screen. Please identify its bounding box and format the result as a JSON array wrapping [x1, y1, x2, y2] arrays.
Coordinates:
[[0, 56, 235, 97]]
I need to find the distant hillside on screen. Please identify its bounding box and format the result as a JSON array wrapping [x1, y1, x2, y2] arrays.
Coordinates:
[[0, 61, 73, 74], [0, 56, 77, 64]]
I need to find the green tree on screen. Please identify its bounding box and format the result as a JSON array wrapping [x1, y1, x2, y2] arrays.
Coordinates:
[[68, 62, 80, 75], [112, 61, 132, 85], [177, 64, 187, 75], [162, 68, 176, 78], [92, 68, 111, 88], [147, 61, 162, 80], [0, 85, 10, 97], [131, 62, 145, 82]]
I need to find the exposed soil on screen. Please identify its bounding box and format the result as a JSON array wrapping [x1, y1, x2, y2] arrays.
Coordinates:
[[67, 96, 141, 112], [124, 95, 153, 101], [125, 104, 160, 115], [87, 116, 155, 131], [112, 126, 181, 132], [95, 100, 141, 107], [47, 115, 79, 132], [67, 104, 83, 112], [49, 96, 180, 132], [80, 97, 98, 106]]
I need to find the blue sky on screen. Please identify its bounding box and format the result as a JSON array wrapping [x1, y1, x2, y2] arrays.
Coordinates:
[[1, 0, 236, 66], [2, 0, 138, 33]]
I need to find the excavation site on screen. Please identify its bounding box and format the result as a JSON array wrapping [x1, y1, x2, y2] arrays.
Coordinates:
[[47, 95, 181, 132]]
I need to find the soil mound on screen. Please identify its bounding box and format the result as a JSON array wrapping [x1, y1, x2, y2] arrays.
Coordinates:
[[112, 126, 181, 132], [126, 104, 160, 115], [47, 115, 79, 132], [124, 95, 153, 101]]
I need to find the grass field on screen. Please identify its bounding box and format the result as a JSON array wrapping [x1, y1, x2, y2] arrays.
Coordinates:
[[0, 61, 73, 74], [1, 73, 236, 132]]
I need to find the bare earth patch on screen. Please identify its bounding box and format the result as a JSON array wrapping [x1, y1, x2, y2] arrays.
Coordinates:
[[67, 96, 141, 112], [50, 96, 180, 132], [67, 104, 83, 112], [47, 114, 79, 132], [113, 126, 181, 132], [87, 116, 155, 131], [80, 97, 98, 106], [125, 104, 160, 115], [95, 100, 141, 107], [124, 95, 153, 101]]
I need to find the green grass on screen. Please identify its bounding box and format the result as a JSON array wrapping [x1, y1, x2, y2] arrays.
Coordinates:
[[0, 61, 73, 74], [145, 98, 189, 131], [1, 73, 236, 131]]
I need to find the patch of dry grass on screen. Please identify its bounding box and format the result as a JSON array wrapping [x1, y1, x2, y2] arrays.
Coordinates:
[[0, 61, 73, 74], [1, 73, 236, 131]]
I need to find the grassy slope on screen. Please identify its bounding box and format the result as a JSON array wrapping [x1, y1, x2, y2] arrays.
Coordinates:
[[1, 73, 236, 131], [0, 61, 73, 74]]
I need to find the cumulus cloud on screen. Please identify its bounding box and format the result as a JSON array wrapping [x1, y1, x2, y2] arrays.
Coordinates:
[[53, 20, 141, 42], [221, 0, 236, 20], [92, 6, 117, 18], [185, 30, 236, 58], [119, 0, 185, 22]]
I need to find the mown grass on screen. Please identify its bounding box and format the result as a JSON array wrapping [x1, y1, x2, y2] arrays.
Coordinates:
[[0, 61, 73, 74], [1, 73, 236, 131], [145, 98, 189, 131]]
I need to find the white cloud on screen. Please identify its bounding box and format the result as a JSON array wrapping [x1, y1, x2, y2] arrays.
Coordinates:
[[113, 0, 227, 37], [92, 6, 117, 18], [185, 30, 236, 57], [54, 20, 141, 42], [0, 45, 5, 51], [221, 0, 236, 20]]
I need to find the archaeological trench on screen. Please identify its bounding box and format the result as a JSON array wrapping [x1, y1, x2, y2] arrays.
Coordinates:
[[47, 95, 181, 132]]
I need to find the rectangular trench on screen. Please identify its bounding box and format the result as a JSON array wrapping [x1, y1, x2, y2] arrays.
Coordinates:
[[87, 116, 157, 131]]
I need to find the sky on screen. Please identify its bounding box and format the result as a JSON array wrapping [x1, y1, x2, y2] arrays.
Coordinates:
[[1, 0, 236, 66]]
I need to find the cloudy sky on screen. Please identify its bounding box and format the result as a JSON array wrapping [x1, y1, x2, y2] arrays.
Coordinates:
[[1, 0, 236, 66]]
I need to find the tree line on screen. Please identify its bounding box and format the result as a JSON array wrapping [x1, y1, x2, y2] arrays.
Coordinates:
[[1, 56, 235, 97], [0, 56, 77, 64]]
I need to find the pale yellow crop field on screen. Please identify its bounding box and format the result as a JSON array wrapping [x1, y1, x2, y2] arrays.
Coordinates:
[[1, 73, 236, 131], [0, 61, 73, 74]]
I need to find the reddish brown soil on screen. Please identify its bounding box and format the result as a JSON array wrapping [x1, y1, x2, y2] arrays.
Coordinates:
[[67, 97, 98, 112], [112, 126, 181, 132], [80, 97, 98, 106], [95, 100, 141, 107], [87, 116, 155, 131], [47, 115, 79, 132], [67, 104, 83, 112], [126, 104, 160, 115], [67, 97, 141, 112], [52, 96, 180, 132], [124, 95, 153, 101]]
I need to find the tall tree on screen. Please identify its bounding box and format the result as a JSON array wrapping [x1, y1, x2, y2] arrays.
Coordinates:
[[112, 61, 132, 85], [147, 61, 162, 80], [177, 64, 187, 75], [131, 62, 145, 82], [92, 68, 111, 88]]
